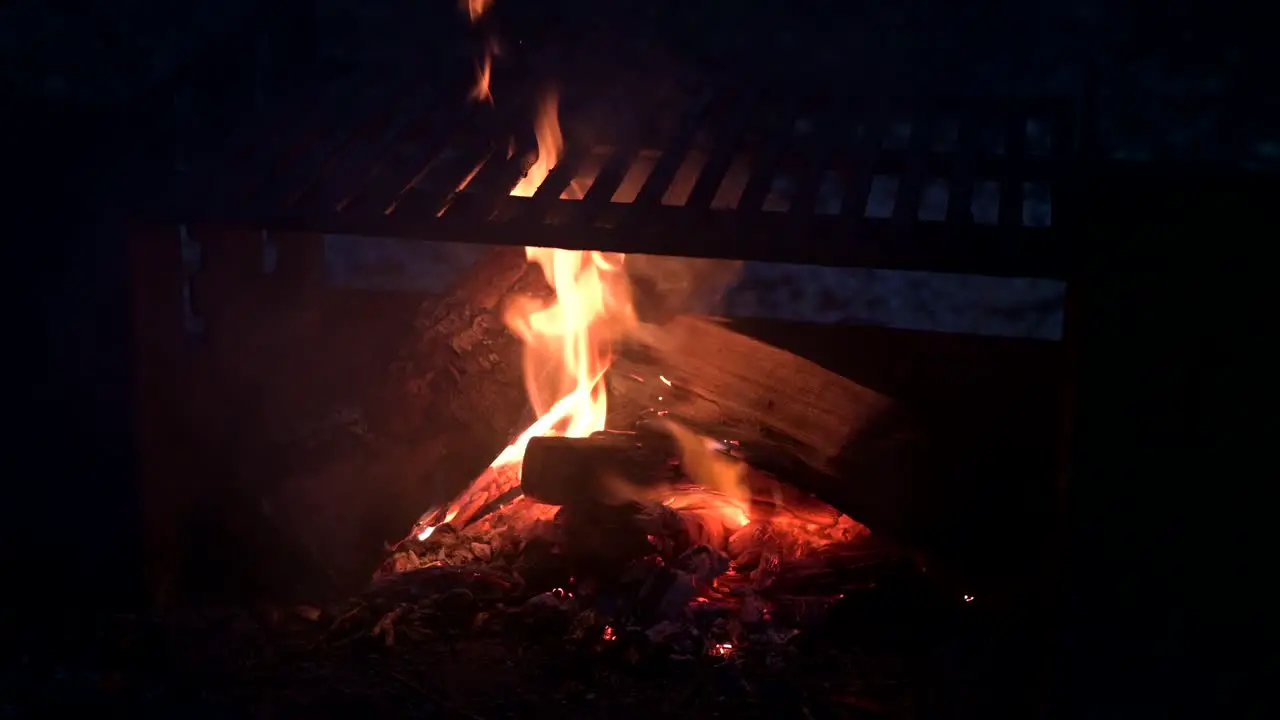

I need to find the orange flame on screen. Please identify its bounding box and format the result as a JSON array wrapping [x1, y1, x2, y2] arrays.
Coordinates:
[[469, 50, 493, 105], [486, 90, 635, 474], [413, 4, 757, 539], [459, 1, 632, 471], [464, 3, 498, 104], [463, 0, 492, 23], [417, 1, 640, 538]]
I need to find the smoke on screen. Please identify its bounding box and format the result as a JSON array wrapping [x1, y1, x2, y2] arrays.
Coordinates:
[[623, 255, 743, 326]]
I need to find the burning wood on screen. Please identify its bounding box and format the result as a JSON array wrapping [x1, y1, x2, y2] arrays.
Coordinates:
[[383, 0, 913, 670]]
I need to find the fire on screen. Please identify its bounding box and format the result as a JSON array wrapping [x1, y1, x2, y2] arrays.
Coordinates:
[[417, 0, 750, 541], [463, 0, 492, 22], [661, 421, 752, 529], [469, 49, 493, 105], [463, 3, 498, 104], [509, 91, 565, 198], [419, 1, 637, 539], [494, 90, 635, 470], [416, 88, 634, 542]]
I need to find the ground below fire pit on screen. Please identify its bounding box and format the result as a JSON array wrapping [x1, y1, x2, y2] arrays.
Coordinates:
[[8, 554, 1039, 719]]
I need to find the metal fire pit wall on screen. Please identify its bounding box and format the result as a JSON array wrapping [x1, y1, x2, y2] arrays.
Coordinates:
[[151, 63, 1078, 280]]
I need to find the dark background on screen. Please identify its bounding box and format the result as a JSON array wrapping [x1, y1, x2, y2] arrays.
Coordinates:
[[5, 0, 1271, 715]]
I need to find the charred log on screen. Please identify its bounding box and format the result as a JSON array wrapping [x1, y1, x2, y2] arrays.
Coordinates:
[[377, 247, 539, 504], [268, 245, 547, 593], [520, 429, 678, 505], [520, 427, 854, 528]]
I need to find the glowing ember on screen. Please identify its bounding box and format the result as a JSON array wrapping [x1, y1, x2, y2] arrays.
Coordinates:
[[414, 506, 458, 541], [710, 642, 734, 657], [602, 625, 616, 641]]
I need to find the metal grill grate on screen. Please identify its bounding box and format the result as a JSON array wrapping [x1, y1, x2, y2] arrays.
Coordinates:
[[157, 74, 1079, 280]]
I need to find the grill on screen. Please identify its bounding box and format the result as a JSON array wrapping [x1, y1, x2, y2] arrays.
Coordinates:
[[156, 58, 1080, 281]]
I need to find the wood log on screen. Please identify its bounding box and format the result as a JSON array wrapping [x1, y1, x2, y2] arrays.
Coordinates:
[[606, 315, 927, 548], [608, 315, 901, 473], [264, 244, 549, 592], [362, 245, 542, 508], [519, 430, 677, 505], [519, 428, 862, 528]]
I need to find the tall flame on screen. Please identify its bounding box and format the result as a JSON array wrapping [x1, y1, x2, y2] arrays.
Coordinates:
[[464, 2, 497, 103], [415, 0, 749, 543], [487, 90, 635, 471]]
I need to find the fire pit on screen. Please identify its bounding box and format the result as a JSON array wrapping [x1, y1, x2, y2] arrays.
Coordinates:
[[101, 2, 1077, 716]]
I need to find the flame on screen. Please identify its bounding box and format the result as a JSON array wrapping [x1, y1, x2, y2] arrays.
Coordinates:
[[463, 0, 492, 22], [469, 50, 493, 105], [661, 420, 752, 529], [493, 90, 635, 471], [459, 0, 629, 475], [420, 89, 634, 538], [509, 91, 565, 198], [414, 1, 755, 542], [464, 5, 498, 104], [418, 0, 639, 537]]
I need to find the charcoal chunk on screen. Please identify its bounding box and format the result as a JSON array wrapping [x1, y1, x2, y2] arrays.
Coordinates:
[[676, 544, 731, 586], [645, 620, 702, 656], [638, 566, 697, 621]]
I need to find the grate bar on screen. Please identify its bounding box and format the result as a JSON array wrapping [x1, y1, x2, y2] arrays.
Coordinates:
[[265, 68, 427, 210], [736, 103, 800, 214], [388, 141, 497, 222], [343, 83, 538, 218], [839, 107, 887, 231], [532, 143, 592, 206], [946, 110, 981, 225], [579, 145, 636, 210], [892, 112, 935, 225], [155, 83, 1077, 280], [631, 92, 722, 207], [789, 96, 852, 220], [683, 90, 758, 212], [204, 66, 369, 211], [290, 65, 461, 213], [237, 69, 401, 209], [999, 110, 1030, 228]]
